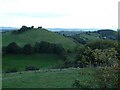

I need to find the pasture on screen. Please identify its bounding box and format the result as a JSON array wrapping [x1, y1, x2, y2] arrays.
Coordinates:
[[2, 67, 117, 88], [2, 54, 62, 72]]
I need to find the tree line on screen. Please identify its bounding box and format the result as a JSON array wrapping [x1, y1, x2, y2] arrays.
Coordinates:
[[2, 41, 66, 57], [2, 39, 119, 68]]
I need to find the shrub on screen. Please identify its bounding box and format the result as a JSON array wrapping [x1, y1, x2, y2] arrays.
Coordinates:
[[94, 67, 118, 88], [25, 66, 39, 71], [72, 79, 89, 88], [5, 68, 18, 73], [7, 42, 21, 54]]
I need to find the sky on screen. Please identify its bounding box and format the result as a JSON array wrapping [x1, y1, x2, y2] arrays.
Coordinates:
[[0, 0, 119, 29]]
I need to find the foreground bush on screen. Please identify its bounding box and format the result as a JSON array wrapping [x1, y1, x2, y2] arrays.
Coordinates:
[[72, 79, 89, 88], [94, 67, 118, 88]]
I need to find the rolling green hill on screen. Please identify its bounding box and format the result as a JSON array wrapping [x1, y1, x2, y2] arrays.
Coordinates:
[[2, 28, 118, 88], [2, 28, 77, 50], [72, 29, 117, 44]]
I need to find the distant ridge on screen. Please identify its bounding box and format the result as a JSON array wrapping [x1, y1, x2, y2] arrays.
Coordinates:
[[1, 27, 117, 32], [47, 28, 99, 31], [0, 27, 19, 32]]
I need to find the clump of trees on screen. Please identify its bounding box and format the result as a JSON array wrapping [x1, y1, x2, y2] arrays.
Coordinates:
[[34, 41, 66, 58], [12, 25, 43, 34], [3, 41, 66, 58], [3, 42, 21, 54], [12, 25, 31, 34]]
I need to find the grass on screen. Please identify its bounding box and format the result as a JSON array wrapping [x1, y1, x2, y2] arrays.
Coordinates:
[[2, 54, 62, 71], [2, 28, 77, 50], [2, 68, 115, 88], [2, 67, 117, 88], [2, 68, 96, 88]]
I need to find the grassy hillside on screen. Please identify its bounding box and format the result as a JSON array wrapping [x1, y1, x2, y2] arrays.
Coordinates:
[[2, 28, 77, 50], [71, 30, 117, 44], [2, 67, 116, 88], [3, 54, 62, 72]]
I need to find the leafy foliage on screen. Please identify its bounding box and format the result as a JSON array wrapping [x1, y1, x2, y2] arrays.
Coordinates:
[[74, 45, 118, 68], [6, 42, 21, 54], [94, 67, 118, 88], [3, 41, 66, 58], [72, 79, 81, 88], [23, 44, 33, 55]]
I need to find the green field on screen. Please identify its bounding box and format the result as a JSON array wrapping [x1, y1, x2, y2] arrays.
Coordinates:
[[3, 54, 62, 71], [2, 68, 97, 88], [2, 67, 116, 88], [2, 28, 77, 50]]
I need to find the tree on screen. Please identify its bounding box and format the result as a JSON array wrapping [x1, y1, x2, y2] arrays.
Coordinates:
[[31, 26, 34, 29], [38, 26, 42, 29], [23, 44, 33, 55], [7, 42, 21, 54], [19, 25, 28, 32]]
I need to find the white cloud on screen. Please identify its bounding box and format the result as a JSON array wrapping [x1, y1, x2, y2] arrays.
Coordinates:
[[0, 0, 119, 29]]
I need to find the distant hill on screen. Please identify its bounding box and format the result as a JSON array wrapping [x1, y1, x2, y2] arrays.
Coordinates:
[[71, 29, 118, 44], [0, 27, 19, 32], [2, 28, 77, 51], [95, 29, 117, 40]]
